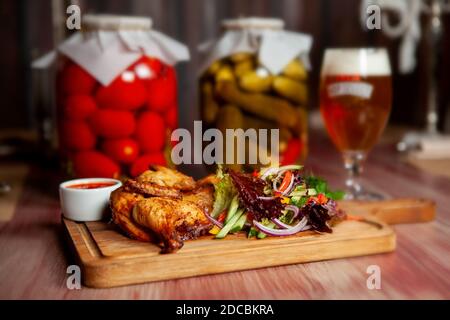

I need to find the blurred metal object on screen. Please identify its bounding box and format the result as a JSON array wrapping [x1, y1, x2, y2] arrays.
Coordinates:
[[445, 101, 450, 132], [0, 181, 11, 195], [361, 1, 449, 152], [396, 0, 450, 152], [424, 0, 442, 135]]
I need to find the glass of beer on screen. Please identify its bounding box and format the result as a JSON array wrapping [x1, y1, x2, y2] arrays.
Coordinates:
[[319, 48, 392, 200]]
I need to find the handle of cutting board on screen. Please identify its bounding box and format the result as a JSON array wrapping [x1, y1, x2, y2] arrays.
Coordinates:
[[338, 198, 436, 225]]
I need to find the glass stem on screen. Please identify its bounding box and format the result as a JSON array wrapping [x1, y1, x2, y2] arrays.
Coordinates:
[[342, 151, 366, 199]]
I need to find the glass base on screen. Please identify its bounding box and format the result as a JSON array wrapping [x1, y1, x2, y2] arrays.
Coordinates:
[[344, 188, 386, 201], [341, 150, 386, 201]]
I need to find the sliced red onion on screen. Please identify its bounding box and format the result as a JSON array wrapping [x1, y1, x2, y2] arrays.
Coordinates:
[[257, 196, 276, 200], [273, 170, 295, 195], [262, 165, 302, 183], [285, 204, 300, 219], [272, 171, 284, 191], [271, 218, 292, 229], [253, 217, 308, 236], [272, 205, 302, 228], [205, 213, 223, 228], [272, 177, 279, 191]]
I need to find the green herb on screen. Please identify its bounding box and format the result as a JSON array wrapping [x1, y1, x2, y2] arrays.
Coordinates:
[[326, 190, 346, 200], [248, 227, 258, 238], [305, 175, 345, 200]]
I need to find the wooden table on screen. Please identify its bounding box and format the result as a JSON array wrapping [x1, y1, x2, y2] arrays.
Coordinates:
[[0, 133, 449, 299]]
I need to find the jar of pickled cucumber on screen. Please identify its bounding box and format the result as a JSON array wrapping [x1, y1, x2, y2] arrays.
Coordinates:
[[199, 18, 312, 172]]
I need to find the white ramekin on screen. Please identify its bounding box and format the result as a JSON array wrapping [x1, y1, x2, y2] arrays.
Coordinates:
[[59, 178, 122, 222]]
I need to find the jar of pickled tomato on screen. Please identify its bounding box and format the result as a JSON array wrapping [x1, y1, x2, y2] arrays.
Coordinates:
[[55, 15, 189, 178]]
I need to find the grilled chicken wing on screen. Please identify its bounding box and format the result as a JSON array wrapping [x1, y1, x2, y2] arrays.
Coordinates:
[[136, 165, 196, 191], [182, 185, 215, 215], [132, 197, 212, 253], [123, 179, 182, 199], [110, 188, 155, 242], [110, 166, 215, 253]]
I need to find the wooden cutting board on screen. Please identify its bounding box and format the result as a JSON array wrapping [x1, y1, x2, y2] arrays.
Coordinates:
[[62, 198, 434, 288]]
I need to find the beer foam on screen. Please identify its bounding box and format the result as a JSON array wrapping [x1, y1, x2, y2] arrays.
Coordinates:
[[321, 48, 391, 76]]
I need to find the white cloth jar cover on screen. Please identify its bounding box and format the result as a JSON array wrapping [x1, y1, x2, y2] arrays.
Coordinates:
[[33, 14, 190, 86], [199, 17, 313, 75]]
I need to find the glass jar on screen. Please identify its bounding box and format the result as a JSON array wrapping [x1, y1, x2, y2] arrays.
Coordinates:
[[54, 15, 188, 178], [199, 18, 311, 172]]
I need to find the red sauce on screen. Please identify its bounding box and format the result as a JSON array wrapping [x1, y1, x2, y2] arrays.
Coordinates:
[[67, 182, 117, 189]]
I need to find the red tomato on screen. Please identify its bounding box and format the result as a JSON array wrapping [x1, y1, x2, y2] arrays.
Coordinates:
[[73, 151, 120, 178], [102, 138, 139, 164], [147, 65, 177, 113], [316, 193, 328, 205], [165, 103, 178, 129], [64, 95, 97, 121], [130, 153, 167, 177], [217, 211, 227, 223], [131, 56, 163, 80], [95, 71, 147, 111], [278, 170, 293, 193], [61, 62, 97, 95], [280, 139, 302, 166], [146, 57, 163, 76], [62, 121, 96, 151], [89, 109, 136, 139], [135, 112, 166, 153]]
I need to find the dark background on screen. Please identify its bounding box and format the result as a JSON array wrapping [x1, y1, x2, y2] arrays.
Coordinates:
[[1, 0, 449, 135]]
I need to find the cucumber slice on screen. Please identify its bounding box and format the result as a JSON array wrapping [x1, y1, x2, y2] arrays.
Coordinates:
[[257, 232, 267, 239], [289, 188, 317, 197], [248, 227, 258, 238], [278, 164, 303, 171], [225, 195, 239, 224], [230, 213, 247, 233], [257, 222, 276, 239], [289, 190, 307, 197], [216, 209, 244, 239]]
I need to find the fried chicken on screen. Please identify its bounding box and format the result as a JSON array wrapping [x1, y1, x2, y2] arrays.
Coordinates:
[[110, 188, 154, 242], [136, 165, 196, 190], [123, 179, 182, 199], [132, 197, 211, 253], [110, 166, 214, 253], [182, 184, 215, 215]]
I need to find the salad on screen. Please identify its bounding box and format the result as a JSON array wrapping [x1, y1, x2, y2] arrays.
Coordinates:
[[206, 165, 346, 239]]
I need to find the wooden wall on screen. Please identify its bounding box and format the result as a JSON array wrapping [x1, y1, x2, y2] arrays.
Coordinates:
[[1, 0, 449, 132]]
